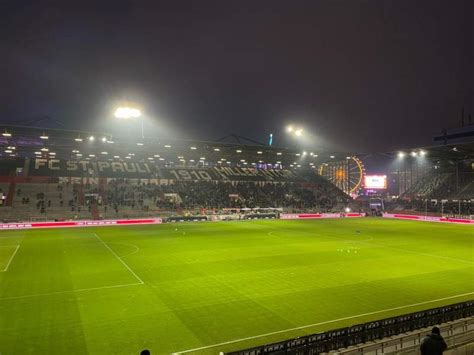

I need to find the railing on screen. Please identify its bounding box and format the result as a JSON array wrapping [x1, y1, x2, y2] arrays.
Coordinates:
[[225, 301, 473, 355]]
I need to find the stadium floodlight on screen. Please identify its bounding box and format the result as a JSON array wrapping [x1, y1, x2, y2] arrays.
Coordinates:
[[214, 148, 220, 151], [114, 107, 141, 119], [295, 128, 303, 137], [236, 149, 242, 153], [302, 151, 307, 156], [40, 133, 49, 140], [2, 131, 11, 137], [257, 151, 263, 154], [75, 137, 83, 142], [89, 136, 95, 142], [190, 146, 197, 150], [345, 207, 351, 213], [330, 155, 335, 159], [276, 152, 282, 155], [286, 125, 294, 133], [398, 152, 405, 158], [419, 150, 427, 156], [101, 137, 107, 142], [410, 151, 417, 157]]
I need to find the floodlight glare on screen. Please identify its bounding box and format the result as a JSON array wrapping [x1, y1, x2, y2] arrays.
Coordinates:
[[89, 136, 95, 142], [344, 207, 351, 213], [40, 135, 49, 140], [420, 150, 427, 156], [101, 137, 107, 142], [398, 152, 405, 158], [114, 107, 142, 119], [286, 125, 294, 133], [295, 129, 303, 136], [411, 151, 417, 157]]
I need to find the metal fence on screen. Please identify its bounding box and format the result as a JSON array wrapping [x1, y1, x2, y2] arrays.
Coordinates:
[[225, 301, 473, 355]]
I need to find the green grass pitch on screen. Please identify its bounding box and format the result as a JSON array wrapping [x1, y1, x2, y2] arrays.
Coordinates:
[[0, 218, 472, 354]]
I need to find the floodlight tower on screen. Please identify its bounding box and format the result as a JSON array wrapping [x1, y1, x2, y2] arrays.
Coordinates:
[[114, 106, 144, 139]]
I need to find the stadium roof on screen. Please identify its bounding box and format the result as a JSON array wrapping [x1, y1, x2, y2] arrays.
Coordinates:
[[0, 125, 356, 168]]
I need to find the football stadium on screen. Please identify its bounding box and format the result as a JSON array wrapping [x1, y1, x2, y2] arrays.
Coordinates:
[[0, 125, 472, 354], [2, 2, 474, 354]]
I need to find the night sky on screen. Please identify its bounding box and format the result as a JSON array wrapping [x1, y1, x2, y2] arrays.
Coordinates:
[[2, 0, 473, 152]]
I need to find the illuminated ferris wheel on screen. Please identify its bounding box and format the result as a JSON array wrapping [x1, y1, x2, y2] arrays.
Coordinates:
[[319, 156, 365, 195]]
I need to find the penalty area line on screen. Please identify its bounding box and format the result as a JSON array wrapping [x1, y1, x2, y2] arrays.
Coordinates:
[[93, 233, 144, 284], [0, 282, 143, 301], [0, 245, 20, 272], [172, 291, 474, 354]]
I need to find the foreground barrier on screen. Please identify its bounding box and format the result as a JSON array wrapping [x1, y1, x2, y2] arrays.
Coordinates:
[[0, 218, 163, 230], [280, 212, 365, 220], [383, 213, 474, 225], [225, 301, 474, 355]]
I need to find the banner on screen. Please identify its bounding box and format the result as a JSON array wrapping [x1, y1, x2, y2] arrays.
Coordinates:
[[0, 218, 163, 230], [383, 213, 474, 224]]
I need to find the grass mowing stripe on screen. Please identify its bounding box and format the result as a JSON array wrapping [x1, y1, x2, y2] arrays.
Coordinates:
[[0, 245, 20, 272], [93, 232, 144, 284], [173, 291, 474, 354]]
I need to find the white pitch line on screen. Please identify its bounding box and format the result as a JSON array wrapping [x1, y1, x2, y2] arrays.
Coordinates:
[[1, 245, 20, 272], [173, 291, 474, 354], [93, 233, 144, 284], [0, 282, 143, 301]]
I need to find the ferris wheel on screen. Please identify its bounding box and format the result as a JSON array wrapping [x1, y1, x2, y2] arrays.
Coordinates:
[[319, 156, 365, 195]]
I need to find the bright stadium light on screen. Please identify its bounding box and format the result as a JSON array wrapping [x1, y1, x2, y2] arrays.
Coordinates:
[[2, 131, 11, 137], [114, 107, 141, 119], [40, 133, 49, 140], [345, 207, 351, 213], [101, 137, 107, 142], [302, 151, 307, 156], [295, 128, 303, 137], [411, 151, 417, 157], [286, 125, 294, 133], [89, 136, 95, 142], [398, 152, 405, 158], [75, 136, 83, 142], [420, 150, 427, 156]]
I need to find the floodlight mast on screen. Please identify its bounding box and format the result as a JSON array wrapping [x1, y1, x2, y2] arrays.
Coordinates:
[[114, 106, 144, 139]]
